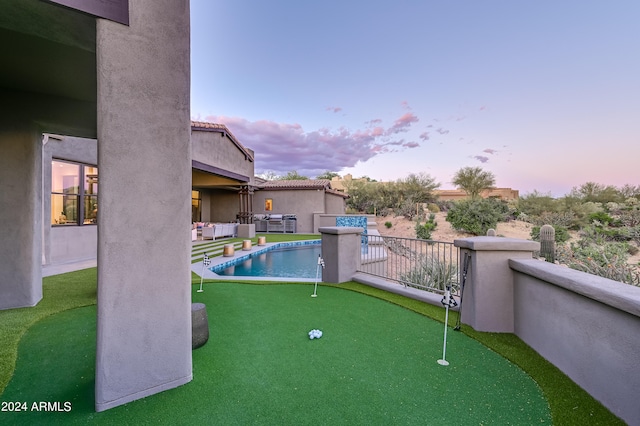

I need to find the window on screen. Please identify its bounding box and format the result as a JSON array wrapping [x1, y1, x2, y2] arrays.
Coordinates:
[[192, 190, 201, 222], [265, 198, 273, 211], [51, 160, 98, 225]]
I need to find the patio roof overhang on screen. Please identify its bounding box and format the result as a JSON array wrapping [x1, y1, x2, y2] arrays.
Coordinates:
[[192, 160, 250, 188]]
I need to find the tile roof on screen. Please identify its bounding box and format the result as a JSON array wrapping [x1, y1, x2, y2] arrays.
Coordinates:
[[258, 179, 349, 198], [191, 121, 254, 162], [259, 179, 331, 190]]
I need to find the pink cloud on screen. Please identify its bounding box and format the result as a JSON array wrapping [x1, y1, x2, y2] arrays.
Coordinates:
[[483, 148, 497, 154], [386, 112, 419, 135], [473, 155, 489, 163], [326, 106, 342, 113], [205, 114, 422, 177], [419, 132, 430, 141]]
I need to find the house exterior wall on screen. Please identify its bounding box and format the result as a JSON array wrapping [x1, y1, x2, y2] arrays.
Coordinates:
[[0, 94, 96, 310], [191, 130, 253, 180], [254, 189, 325, 233], [435, 187, 519, 201], [206, 188, 240, 223], [325, 192, 346, 215], [43, 136, 97, 266]]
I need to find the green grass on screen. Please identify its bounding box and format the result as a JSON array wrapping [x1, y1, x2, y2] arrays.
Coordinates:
[[0, 269, 96, 398], [3, 282, 550, 425], [0, 269, 624, 425]]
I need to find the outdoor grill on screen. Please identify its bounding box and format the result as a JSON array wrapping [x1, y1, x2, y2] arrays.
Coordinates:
[[267, 214, 284, 232]]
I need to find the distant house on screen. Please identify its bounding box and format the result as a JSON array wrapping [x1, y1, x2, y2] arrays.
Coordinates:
[[330, 174, 519, 201], [434, 188, 519, 201]]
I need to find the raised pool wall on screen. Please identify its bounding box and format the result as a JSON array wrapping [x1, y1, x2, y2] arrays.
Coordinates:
[[321, 229, 640, 425]]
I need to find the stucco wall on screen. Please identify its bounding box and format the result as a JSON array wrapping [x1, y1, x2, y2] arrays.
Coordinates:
[[43, 135, 97, 266], [324, 192, 346, 215], [0, 85, 96, 310], [509, 259, 640, 425], [206, 188, 239, 222], [254, 189, 325, 233], [94, 0, 192, 411], [191, 129, 253, 179]]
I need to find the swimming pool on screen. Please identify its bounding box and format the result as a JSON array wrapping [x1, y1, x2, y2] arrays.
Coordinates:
[[211, 241, 322, 279]]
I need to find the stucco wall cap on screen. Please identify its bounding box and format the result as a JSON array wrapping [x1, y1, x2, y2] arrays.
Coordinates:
[[318, 226, 364, 235], [454, 236, 540, 251], [510, 258, 640, 317]]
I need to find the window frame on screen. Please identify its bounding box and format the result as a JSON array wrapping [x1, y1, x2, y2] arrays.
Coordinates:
[[51, 159, 98, 227]]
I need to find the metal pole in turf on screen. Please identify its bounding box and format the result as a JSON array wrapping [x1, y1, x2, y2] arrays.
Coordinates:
[[438, 285, 458, 366], [455, 252, 471, 331], [311, 254, 325, 297], [198, 252, 210, 293]]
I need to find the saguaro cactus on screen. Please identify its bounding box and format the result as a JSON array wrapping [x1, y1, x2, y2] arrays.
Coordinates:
[[540, 224, 555, 263]]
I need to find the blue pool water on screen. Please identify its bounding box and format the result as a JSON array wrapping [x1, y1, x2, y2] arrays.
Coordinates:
[[213, 244, 322, 278]]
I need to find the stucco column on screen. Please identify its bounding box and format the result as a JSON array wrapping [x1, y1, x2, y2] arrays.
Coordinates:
[[319, 226, 363, 283], [95, 0, 192, 412], [454, 237, 539, 332], [0, 116, 42, 309]]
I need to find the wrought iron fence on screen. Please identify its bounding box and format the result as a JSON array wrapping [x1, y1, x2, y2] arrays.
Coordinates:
[[359, 235, 460, 296]]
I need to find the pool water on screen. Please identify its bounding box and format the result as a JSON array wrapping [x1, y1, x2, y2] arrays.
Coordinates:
[[213, 244, 322, 278]]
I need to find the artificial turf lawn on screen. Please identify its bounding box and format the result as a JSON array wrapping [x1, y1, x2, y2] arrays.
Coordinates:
[[3, 284, 551, 425], [0, 270, 624, 425]]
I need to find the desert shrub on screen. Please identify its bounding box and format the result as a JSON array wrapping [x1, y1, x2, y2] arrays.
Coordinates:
[[618, 210, 640, 228], [446, 198, 508, 236], [625, 197, 639, 206], [580, 224, 633, 243], [397, 200, 419, 220], [528, 211, 577, 228], [435, 200, 454, 212], [399, 254, 458, 291], [517, 191, 560, 216], [384, 221, 392, 229], [415, 213, 437, 240], [427, 203, 440, 213], [530, 225, 570, 243], [588, 211, 614, 225], [556, 242, 639, 286]]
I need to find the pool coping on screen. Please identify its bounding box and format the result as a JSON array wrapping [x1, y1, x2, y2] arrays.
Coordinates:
[[192, 239, 322, 282]]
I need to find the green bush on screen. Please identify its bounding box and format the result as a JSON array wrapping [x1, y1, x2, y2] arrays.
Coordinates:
[[446, 199, 508, 236], [384, 221, 392, 229], [588, 211, 614, 225], [556, 242, 639, 286], [415, 214, 437, 240], [427, 203, 440, 213]]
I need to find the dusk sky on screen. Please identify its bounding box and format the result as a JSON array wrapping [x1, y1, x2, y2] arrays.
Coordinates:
[[190, 1, 640, 197]]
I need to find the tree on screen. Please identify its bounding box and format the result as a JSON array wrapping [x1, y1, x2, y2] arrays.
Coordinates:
[[257, 170, 280, 181], [569, 182, 623, 204], [279, 170, 309, 180], [446, 198, 508, 235], [452, 167, 496, 199], [316, 171, 340, 180], [396, 173, 440, 204]]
